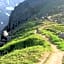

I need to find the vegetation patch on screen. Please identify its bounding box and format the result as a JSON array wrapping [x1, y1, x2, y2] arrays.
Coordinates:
[[0, 34, 51, 56], [40, 29, 64, 50], [0, 46, 51, 64]]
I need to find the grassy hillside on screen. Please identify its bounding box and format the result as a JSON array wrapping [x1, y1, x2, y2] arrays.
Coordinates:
[[0, 19, 64, 64], [0, 46, 51, 64]]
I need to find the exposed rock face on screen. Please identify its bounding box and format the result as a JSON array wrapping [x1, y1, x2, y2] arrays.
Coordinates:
[[8, 0, 64, 31]]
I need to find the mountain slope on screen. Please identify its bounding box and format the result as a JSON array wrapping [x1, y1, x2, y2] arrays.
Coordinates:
[[1, 0, 64, 31], [0, 19, 64, 64], [0, 0, 25, 31], [8, 0, 64, 31]]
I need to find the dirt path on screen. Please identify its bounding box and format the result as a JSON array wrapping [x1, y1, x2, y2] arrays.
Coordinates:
[[43, 35, 64, 64], [45, 52, 63, 64], [36, 32, 64, 64], [45, 42, 64, 64]]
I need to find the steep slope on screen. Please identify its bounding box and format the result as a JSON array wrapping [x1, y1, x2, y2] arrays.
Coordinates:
[[0, 19, 64, 64], [8, 0, 64, 31], [0, 0, 25, 31], [0, 20, 52, 64]]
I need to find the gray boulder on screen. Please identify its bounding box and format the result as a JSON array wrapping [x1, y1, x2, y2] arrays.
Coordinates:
[[59, 32, 64, 39]]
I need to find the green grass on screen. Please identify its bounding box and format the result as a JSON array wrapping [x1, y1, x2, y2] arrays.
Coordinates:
[[0, 46, 51, 64], [11, 19, 42, 39], [0, 34, 51, 56], [0, 20, 64, 64], [45, 23, 64, 33], [0, 20, 52, 64], [40, 29, 64, 50]]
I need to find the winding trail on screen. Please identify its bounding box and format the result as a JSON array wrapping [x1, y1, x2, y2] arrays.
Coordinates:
[[36, 31, 64, 64], [45, 43, 64, 64]]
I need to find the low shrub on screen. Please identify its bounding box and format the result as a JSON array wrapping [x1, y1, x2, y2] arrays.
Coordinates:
[[0, 34, 51, 55]]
